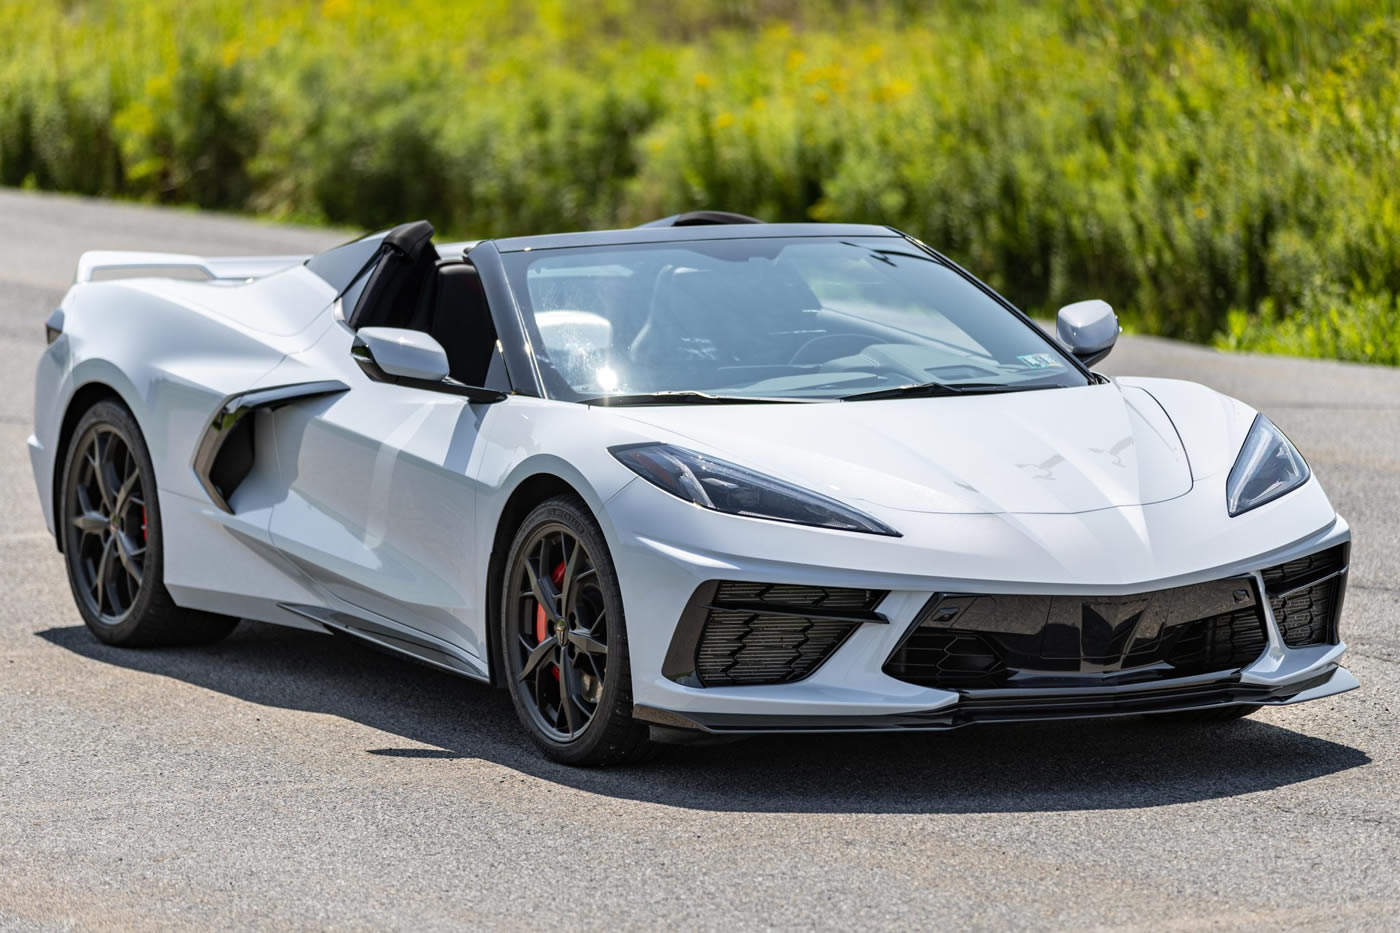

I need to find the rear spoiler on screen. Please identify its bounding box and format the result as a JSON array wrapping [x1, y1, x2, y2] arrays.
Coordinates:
[[76, 241, 481, 285], [75, 250, 310, 284]]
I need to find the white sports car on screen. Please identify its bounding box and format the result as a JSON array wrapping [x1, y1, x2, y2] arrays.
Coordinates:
[[29, 212, 1356, 764]]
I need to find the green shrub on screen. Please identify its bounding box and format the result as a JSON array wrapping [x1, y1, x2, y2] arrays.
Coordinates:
[[2, 0, 1398, 360]]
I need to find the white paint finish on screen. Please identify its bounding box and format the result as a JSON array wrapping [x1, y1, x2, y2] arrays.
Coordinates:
[[265, 323, 489, 661], [355, 327, 451, 381], [27, 237, 1356, 732], [76, 249, 310, 283], [606, 382, 1192, 514], [1056, 298, 1119, 358]]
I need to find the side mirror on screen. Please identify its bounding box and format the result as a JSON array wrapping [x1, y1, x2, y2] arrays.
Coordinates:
[[1056, 300, 1119, 368], [353, 327, 450, 382]]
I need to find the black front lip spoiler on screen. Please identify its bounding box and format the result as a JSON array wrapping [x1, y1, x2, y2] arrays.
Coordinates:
[[633, 670, 1337, 735]]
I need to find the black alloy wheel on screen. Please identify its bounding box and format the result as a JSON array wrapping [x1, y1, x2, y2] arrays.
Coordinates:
[[59, 400, 238, 647], [67, 422, 147, 624], [502, 496, 651, 765]]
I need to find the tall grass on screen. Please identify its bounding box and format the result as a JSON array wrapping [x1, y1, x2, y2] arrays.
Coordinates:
[[3, 0, 1398, 357]]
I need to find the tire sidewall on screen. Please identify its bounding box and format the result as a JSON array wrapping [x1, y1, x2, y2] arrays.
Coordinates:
[[59, 400, 165, 643], [500, 497, 635, 763]]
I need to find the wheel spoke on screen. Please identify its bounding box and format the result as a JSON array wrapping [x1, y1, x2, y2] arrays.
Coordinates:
[[92, 536, 115, 607], [558, 534, 581, 614], [87, 448, 112, 510], [113, 531, 144, 586], [559, 649, 582, 734], [112, 469, 140, 515], [517, 637, 557, 682], [72, 510, 108, 534], [567, 629, 608, 658], [523, 561, 562, 624]]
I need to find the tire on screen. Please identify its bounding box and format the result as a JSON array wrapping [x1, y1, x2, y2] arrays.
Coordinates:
[[1155, 704, 1262, 723], [58, 399, 238, 647], [500, 495, 652, 765]]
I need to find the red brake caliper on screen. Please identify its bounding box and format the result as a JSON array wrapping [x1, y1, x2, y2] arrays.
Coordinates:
[[535, 560, 566, 680]]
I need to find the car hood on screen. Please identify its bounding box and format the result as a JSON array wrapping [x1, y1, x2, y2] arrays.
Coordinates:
[[608, 382, 1194, 515]]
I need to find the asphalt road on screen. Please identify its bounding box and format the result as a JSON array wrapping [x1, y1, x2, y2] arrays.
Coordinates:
[[1, 189, 1397, 932]]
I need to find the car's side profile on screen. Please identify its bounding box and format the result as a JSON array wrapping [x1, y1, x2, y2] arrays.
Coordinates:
[[30, 213, 1356, 764]]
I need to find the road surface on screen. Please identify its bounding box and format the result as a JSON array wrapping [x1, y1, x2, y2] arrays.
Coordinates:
[[1, 190, 1396, 931]]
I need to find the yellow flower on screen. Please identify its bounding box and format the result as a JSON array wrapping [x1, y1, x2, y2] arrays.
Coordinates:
[[713, 111, 733, 129], [693, 71, 712, 89]]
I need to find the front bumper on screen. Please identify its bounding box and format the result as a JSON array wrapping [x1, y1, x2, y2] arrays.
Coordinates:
[[603, 471, 1357, 733]]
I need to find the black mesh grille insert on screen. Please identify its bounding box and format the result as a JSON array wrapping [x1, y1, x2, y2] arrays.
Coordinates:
[[1163, 607, 1271, 675], [1259, 545, 1346, 593], [689, 583, 885, 687], [884, 579, 1269, 691], [1261, 545, 1346, 648], [882, 631, 1008, 689]]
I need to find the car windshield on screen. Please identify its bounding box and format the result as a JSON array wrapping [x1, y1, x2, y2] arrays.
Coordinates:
[[500, 235, 1089, 402]]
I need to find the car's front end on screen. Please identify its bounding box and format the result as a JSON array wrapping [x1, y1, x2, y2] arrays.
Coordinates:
[[603, 441, 1354, 735]]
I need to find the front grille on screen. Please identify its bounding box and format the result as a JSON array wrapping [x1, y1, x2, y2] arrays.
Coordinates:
[[1261, 545, 1346, 647], [1259, 545, 1346, 593], [885, 578, 1268, 691], [882, 630, 1007, 689], [672, 582, 886, 687], [1163, 606, 1271, 675]]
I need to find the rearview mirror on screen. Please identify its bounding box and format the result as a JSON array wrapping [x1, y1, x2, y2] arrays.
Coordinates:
[[353, 327, 451, 382], [1056, 300, 1119, 368]]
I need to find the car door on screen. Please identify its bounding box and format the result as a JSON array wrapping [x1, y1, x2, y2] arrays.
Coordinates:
[[265, 333, 493, 668]]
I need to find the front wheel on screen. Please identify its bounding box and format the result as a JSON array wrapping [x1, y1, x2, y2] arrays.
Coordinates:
[[59, 399, 238, 647], [500, 496, 651, 765]]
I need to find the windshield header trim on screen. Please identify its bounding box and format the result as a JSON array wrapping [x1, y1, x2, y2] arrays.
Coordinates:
[[493, 224, 900, 254]]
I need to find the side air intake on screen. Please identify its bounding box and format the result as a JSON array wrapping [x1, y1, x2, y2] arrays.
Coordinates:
[[662, 581, 887, 687], [192, 381, 348, 513]]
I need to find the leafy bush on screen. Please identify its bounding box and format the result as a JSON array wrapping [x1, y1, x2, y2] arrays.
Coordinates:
[[2, 0, 1398, 358]]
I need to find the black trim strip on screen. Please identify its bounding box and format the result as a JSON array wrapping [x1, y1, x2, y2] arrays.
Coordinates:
[[1268, 564, 1349, 600], [280, 603, 489, 682], [698, 601, 888, 626], [634, 670, 1337, 734]]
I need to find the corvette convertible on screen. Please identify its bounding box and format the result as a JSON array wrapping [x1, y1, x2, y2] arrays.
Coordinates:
[[29, 211, 1356, 764]]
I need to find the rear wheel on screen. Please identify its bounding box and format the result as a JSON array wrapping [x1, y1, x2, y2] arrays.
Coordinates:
[[500, 496, 651, 765], [59, 400, 238, 647]]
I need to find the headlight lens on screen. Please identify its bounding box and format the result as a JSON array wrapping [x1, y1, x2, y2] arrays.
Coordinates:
[[1226, 415, 1310, 516], [610, 443, 900, 536]]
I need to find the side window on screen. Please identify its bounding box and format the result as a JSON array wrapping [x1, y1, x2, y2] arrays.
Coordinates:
[[337, 258, 379, 322], [305, 232, 386, 293]]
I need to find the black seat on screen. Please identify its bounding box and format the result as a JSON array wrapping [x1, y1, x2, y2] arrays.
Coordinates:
[[411, 260, 498, 386]]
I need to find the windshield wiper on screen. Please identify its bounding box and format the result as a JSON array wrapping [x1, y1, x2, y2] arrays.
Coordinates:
[[839, 382, 1054, 402], [580, 391, 810, 406]]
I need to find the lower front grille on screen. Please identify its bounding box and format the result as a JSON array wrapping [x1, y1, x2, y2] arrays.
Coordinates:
[[664, 582, 887, 688], [884, 577, 1268, 691], [1164, 606, 1271, 676]]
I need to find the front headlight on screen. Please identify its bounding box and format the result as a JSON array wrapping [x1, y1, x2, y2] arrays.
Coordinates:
[[1226, 415, 1310, 516], [610, 443, 900, 536]]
